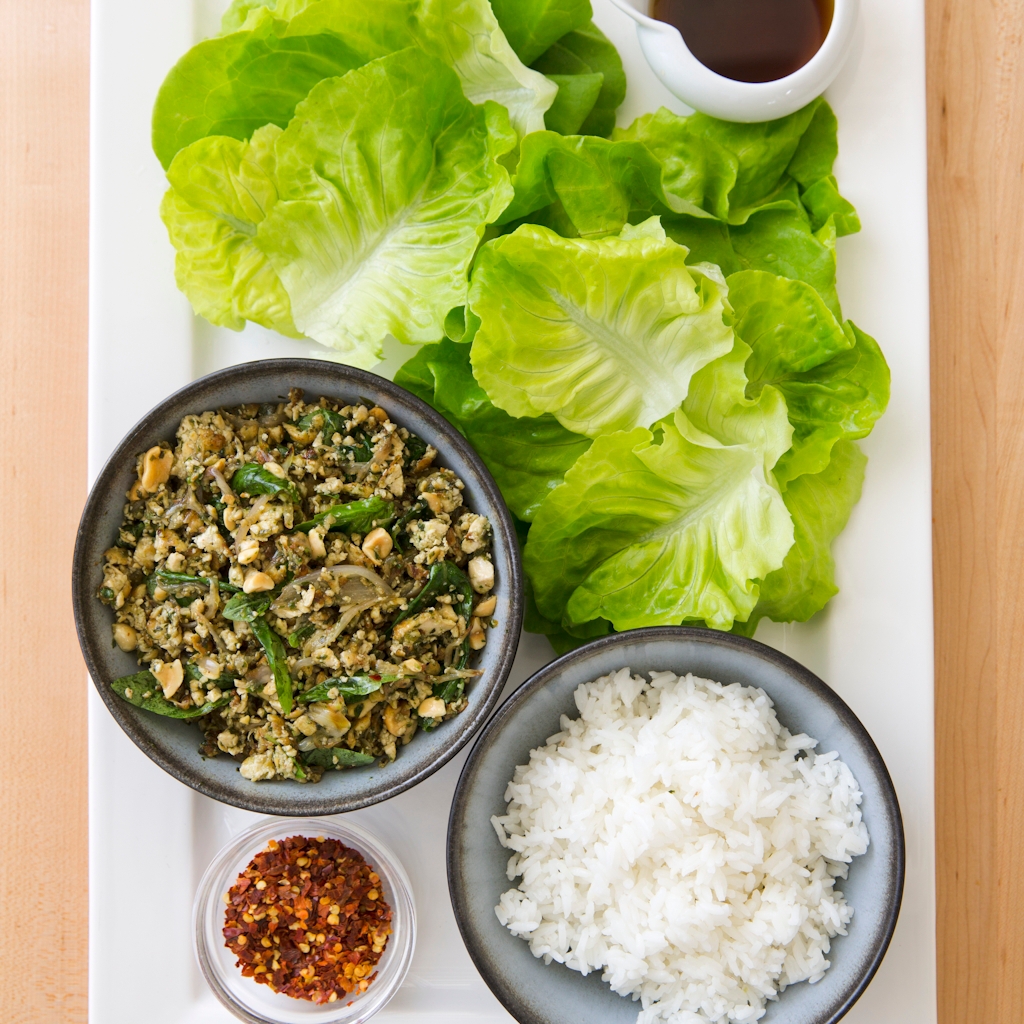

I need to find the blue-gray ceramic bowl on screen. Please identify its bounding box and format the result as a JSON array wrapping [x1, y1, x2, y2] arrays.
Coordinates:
[[72, 359, 523, 816], [447, 627, 903, 1024]]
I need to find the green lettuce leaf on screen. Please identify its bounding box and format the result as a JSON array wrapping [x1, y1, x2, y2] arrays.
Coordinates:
[[469, 218, 733, 437], [497, 130, 702, 232], [160, 125, 301, 336], [611, 107, 739, 221], [496, 101, 857, 315], [734, 440, 867, 635], [785, 100, 860, 235], [541, 72, 604, 136], [490, 0, 593, 66], [730, 270, 890, 485], [524, 340, 793, 631], [411, 0, 556, 138], [662, 209, 843, 318], [163, 49, 516, 363], [151, 4, 399, 168], [221, 0, 273, 33], [395, 338, 591, 520], [501, 99, 844, 231], [729, 210, 843, 316], [524, 576, 611, 653], [618, 98, 854, 228], [154, 0, 555, 168], [531, 20, 626, 137], [502, 130, 845, 314], [219, 0, 307, 33]]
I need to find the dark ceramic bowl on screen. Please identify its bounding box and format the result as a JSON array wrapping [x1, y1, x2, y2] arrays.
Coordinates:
[[448, 628, 904, 1024], [73, 359, 523, 815]]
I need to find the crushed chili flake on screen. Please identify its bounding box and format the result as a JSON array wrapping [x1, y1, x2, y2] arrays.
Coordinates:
[[223, 835, 392, 1004]]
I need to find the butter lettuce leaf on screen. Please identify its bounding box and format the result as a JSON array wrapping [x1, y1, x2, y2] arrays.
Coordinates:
[[730, 270, 889, 485], [469, 218, 733, 437], [540, 72, 603, 136], [531, 20, 626, 137], [662, 209, 843, 318], [496, 101, 856, 319], [220, 0, 299, 33], [525, 340, 793, 631], [396, 338, 590, 520], [152, 8, 370, 169], [161, 50, 516, 362], [256, 50, 513, 361], [221, 0, 271, 33], [734, 440, 867, 635], [413, 0, 556, 138], [160, 125, 301, 336], [155, 0, 555, 169], [490, 0, 593, 66], [619, 98, 853, 228], [502, 99, 845, 232], [497, 130, 702, 232]]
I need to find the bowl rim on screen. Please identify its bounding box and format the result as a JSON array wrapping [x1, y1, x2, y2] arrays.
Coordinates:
[[72, 357, 524, 815], [446, 625, 906, 1024]]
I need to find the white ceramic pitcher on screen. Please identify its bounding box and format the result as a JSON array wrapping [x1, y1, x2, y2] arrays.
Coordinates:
[[607, 0, 860, 122]]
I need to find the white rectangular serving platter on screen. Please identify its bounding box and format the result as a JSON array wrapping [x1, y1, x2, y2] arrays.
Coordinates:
[[88, 1, 936, 1020]]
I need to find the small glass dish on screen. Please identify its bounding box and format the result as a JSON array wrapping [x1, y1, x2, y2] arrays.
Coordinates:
[[194, 817, 416, 1024]]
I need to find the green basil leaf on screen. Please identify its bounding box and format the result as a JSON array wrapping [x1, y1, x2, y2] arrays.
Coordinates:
[[391, 560, 474, 630], [404, 433, 429, 464], [298, 673, 397, 703], [249, 616, 294, 714], [431, 678, 464, 704], [146, 570, 241, 598], [222, 591, 275, 622], [389, 499, 431, 550], [287, 622, 316, 649], [111, 671, 229, 719], [295, 495, 394, 534], [231, 462, 301, 503], [295, 406, 346, 440], [301, 747, 376, 768]]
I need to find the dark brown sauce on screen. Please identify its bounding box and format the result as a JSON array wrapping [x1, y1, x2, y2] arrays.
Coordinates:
[[651, 0, 834, 83]]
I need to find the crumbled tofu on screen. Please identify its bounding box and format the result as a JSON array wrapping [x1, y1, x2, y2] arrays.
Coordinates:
[[408, 518, 450, 565], [457, 512, 491, 554]]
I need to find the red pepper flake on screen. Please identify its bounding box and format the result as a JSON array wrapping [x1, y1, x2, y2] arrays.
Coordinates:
[[223, 835, 393, 1004]]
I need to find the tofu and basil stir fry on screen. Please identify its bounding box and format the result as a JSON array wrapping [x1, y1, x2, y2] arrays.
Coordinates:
[[97, 390, 497, 782]]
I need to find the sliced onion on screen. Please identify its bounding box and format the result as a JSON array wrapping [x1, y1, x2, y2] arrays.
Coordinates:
[[323, 564, 394, 597], [334, 601, 376, 633], [271, 564, 394, 615], [205, 578, 221, 618], [433, 668, 482, 681], [234, 494, 269, 546], [296, 599, 378, 658], [356, 435, 394, 480], [196, 655, 222, 680], [245, 665, 272, 686], [208, 466, 235, 502]]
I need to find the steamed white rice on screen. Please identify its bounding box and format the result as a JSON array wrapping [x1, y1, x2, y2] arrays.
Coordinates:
[[492, 669, 870, 1024]]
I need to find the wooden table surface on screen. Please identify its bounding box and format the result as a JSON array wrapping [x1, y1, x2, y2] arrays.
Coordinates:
[[1, 0, 1020, 1020]]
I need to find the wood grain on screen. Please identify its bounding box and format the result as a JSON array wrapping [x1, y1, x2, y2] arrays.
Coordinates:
[[927, 0, 1024, 1020], [0, 1, 90, 1021]]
